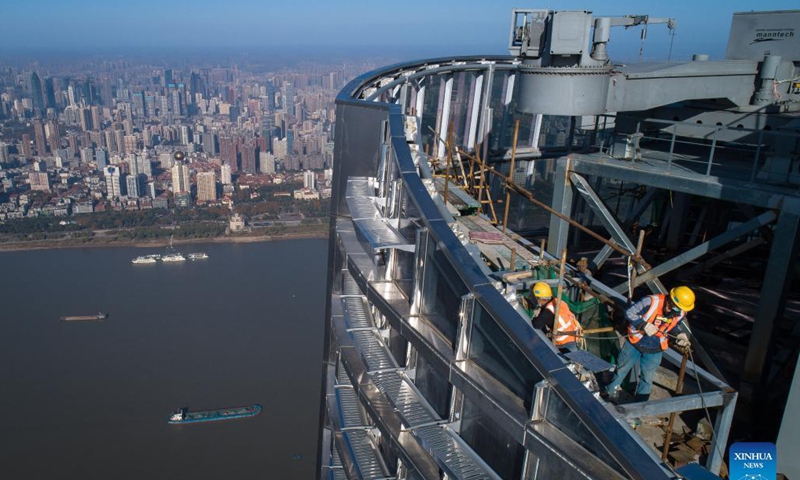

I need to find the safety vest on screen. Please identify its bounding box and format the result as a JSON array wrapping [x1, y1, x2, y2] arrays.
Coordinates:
[[627, 294, 685, 351], [545, 300, 582, 347]]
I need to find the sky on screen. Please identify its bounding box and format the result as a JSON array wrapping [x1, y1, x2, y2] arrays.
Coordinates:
[[1, 0, 798, 61]]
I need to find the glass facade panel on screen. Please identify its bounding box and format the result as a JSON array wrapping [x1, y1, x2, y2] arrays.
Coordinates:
[[470, 303, 542, 406], [544, 388, 624, 475], [420, 236, 466, 347], [460, 396, 525, 479], [414, 354, 451, 419]]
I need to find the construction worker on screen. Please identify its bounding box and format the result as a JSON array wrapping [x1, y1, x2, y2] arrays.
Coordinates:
[[604, 286, 694, 402], [527, 282, 582, 352]]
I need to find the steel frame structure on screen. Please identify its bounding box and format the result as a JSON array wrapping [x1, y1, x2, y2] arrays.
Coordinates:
[[318, 56, 741, 479]]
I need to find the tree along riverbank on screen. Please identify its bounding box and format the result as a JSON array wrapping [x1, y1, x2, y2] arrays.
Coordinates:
[[0, 222, 329, 252]]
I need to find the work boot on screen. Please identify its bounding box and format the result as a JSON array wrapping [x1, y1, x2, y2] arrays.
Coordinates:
[[633, 393, 650, 403], [602, 386, 621, 403]]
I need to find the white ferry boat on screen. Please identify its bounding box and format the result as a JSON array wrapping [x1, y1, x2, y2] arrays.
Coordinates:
[[162, 253, 186, 262], [132, 256, 157, 264], [188, 253, 209, 260]]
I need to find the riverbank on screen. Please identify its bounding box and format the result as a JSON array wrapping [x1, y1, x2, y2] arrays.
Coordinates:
[[0, 228, 330, 252]]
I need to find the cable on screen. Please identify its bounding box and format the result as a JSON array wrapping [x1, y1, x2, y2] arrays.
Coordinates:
[[688, 348, 728, 469]]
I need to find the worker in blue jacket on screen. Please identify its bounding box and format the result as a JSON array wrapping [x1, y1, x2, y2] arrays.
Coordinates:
[[604, 286, 694, 402]]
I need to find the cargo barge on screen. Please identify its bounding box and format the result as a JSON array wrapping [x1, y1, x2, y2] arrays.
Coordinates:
[[60, 312, 108, 322], [168, 404, 261, 424]]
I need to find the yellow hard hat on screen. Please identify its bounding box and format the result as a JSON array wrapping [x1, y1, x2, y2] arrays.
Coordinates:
[[670, 286, 695, 312], [532, 282, 552, 299]]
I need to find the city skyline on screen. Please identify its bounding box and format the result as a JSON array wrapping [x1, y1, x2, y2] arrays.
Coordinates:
[[2, 1, 798, 61]]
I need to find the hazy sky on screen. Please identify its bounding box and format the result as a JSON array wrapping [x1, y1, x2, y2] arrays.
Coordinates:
[[1, 0, 797, 60]]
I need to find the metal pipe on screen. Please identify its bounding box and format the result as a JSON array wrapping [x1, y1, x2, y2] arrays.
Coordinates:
[[458, 148, 650, 266], [553, 248, 567, 341]]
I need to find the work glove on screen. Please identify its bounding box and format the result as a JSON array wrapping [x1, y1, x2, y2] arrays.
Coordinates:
[[675, 333, 691, 348], [520, 296, 530, 310], [643, 323, 658, 336]]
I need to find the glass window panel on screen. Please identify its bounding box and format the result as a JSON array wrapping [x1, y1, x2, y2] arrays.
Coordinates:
[[469, 304, 542, 407], [543, 388, 624, 475], [414, 354, 451, 419], [460, 396, 525, 479]]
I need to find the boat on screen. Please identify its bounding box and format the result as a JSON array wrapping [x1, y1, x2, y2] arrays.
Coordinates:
[[168, 404, 261, 424], [187, 252, 208, 260], [132, 256, 157, 264], [162, 253, 186, 262], [60, 312, 108, 322]]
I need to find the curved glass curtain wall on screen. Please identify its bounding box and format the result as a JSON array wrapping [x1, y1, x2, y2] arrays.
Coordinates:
[[323, 57, 680, 480]]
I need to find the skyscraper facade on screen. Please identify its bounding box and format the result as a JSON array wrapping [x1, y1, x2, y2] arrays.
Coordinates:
[[103, 166, 122, 198], [196, 171, 217, 202]]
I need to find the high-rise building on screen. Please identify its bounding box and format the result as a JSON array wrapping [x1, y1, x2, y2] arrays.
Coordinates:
[[103, 166, 122, 198], [219, 136, 239, 172], [259, 152, 275, 175], [20, 134, 33, 158], [80, 147, 94, 164], [32, 120, 47, 157], [28, 72, 45, 116], [29, 171, 50, 191], [203, 131, 218, 155], [126, 174, 142, 198], [303, 170, 315, 190], [220, 163, 232, 185], [240, 139, 258, 174], [96, 148, 108, 169], [45, 121, 60, 155], [196, 171, 217, 202], [0, 142, 9, 163], [123, 135, 138, 154], [171, 163, 190, 194]]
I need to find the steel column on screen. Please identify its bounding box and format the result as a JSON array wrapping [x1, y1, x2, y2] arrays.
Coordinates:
[[743, 212, 800, 394], [414, 82, 426, 120], [436, 75, 453, 158], [547, 158, 573, 257], [708, 391, 738, 475], [570, 172, 667, 293], [467, 73, 484, 149]]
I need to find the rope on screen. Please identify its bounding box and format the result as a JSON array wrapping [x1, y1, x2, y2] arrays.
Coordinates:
[[688, 348, 727, 469]]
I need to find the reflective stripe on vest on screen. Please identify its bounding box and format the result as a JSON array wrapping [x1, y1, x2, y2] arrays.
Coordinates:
[[628, 294, 684, 350], [545, 301, 581, 346]]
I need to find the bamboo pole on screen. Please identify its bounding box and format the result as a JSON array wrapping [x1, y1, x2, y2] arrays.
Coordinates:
[[503, 119, 520, 234], [457, 148, 652, 269], [553, 248, 568, 339], [444, 122, 453, 205], [474, 147, 498, 224], [510, 247, 517, 272]]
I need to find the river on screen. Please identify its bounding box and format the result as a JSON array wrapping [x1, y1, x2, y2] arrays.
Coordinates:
[[0, 239, 327, 479]]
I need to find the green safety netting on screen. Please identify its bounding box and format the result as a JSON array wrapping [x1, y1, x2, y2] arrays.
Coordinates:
[[525, 265, 621, 364]]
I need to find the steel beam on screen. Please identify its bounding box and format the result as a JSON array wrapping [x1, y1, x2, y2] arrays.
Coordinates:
[[678, 237, 766, 279], [708, 391, 738, 475], [547, 158, 573, 256], [615, 391, 725, 418], [568, 153, 800, 215], [623, 187, 658, 229], [743, 212, 800, 393], [619, 210, 777, 291], [570, 172, 667, 293], [666, 193, 689, 251]]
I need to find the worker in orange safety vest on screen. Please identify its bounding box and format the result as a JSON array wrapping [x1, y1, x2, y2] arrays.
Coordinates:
[[604, 286, 694, 402], [527, 282, 582, 352]]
